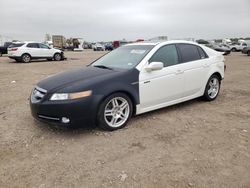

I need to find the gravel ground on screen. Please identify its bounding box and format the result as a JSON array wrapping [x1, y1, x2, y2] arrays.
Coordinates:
[[0, 51, 249, 188]]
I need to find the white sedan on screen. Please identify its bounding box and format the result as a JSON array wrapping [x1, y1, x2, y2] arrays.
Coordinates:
[[30, 40, 225, 130]]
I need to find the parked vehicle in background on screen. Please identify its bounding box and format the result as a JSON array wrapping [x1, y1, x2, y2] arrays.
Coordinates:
[[242, 46, 250, 56], [0, 42, 13, 56], [196, 40, 230, 55], [8, 42, 64, 63], [212, 44, 231, 55], [52, 35, 66, 50], [230, 41, 249, 52], [93, 43, 105, 51], [30, 40, 225, 130], [112, 40, 128, 49], [104, 43, 113, 51]]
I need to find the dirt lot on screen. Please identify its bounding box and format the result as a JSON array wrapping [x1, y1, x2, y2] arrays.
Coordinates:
[[0, 51, 249, 188]]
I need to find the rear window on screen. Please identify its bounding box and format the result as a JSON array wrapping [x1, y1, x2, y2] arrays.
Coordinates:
[[27, 43, 39, 48], [8, 43, 25, 48], [197, 46, 208, 59], [177, 44, 201, 63]]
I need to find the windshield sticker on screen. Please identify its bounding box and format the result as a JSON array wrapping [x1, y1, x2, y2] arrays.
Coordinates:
[[130, 49, 146, 54]]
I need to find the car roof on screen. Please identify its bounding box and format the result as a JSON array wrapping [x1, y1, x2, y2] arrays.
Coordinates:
[[126, 40, 199, 46]]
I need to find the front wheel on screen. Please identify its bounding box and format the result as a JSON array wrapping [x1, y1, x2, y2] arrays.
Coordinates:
[[97, 93, 133, 131], [54, 53, 62, 61], [203, 75, 221, 101]]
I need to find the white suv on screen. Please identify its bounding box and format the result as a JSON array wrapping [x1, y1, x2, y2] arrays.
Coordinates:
[[8, 42, 64, 63]]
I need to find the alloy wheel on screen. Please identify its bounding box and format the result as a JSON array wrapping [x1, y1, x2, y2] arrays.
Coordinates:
[[104, 97, 130, 128], [22, 54, 30, 63], [208, 77, 219, 99], [54, 53, 61, 61]]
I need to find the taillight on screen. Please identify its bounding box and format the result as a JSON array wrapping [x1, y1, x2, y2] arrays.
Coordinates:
[[9, 48, 18, 51]]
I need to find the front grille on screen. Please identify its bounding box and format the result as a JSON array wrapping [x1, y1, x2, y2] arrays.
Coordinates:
[[31, 86, 47, 103]]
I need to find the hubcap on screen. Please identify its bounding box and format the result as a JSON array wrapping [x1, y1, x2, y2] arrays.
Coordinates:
[[104, 97, 130, 128], [208, 78, 219, 99], [23, 55, 30, 62], [55, 54, 61, 61]]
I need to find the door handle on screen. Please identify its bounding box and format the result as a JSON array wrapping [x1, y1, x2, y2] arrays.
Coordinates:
[[175, 70, 184, 74], [144, 80, 151, 84]]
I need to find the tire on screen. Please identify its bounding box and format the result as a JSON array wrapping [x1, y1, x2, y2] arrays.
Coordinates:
[[54, 53, 62, 61], [21, 54, 31, 63], [247, 51, 250, 56], [97, 93, 133, 131], [203, 75, 221, 101], [231, 48, 236, 52], [0, 52, 2, 57]]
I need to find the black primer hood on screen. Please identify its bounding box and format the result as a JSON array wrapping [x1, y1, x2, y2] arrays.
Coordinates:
[[37, 66, 120, 92]]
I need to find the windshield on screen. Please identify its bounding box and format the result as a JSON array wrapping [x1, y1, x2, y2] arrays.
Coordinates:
[[91, 45, 154, 70]]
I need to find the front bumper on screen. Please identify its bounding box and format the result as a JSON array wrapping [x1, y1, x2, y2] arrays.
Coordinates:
[[30, 96, 96, 127]]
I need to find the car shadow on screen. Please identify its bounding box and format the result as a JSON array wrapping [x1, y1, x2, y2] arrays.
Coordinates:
[[34, 97, 204, 136], [9, 59, 67, 64]]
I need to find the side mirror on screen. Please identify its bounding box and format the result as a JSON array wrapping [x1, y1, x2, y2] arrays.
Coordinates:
[[145, 62, 164, 72]]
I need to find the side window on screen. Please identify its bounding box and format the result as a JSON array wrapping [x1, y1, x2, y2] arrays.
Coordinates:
[[39, 43, 50, 49], [27, 43, 39, 48], [197, 46, 208, 59], [177, 44, 201, 63], [149, 45, 179, 67]]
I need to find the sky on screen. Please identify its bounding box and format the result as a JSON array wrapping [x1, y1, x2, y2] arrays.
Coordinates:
[[0, 0, 250, 42]]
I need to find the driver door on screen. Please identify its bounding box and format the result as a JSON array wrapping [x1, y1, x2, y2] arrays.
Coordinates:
[[38, 43, 52, 57], [139, 44, 185, 111]]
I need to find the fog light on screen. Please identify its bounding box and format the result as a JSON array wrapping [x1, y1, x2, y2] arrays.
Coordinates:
[[61, 117, 70, 124]]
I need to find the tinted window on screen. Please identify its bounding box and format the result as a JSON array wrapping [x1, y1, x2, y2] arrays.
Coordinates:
[[177, 44, 201, 63], [197, 46, 208, 59], [8, 43, 25, 48], [39, 43, 50, 49], [149, 45, 179, 67], [27, 43, 39, 48]]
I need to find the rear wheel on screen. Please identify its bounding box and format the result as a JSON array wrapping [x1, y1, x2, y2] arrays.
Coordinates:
[[97, 93, 133, 131], [203, 75, 221, 101], [21, 54, 31, 63], [54, 53, 62, 61], [231, 48, 236, 52]]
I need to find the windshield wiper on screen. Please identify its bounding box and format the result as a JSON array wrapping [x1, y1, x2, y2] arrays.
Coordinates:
[[93, 65, 113, 70]]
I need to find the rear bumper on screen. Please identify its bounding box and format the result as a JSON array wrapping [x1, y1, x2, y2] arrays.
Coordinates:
[[8, 55, 21, 59]]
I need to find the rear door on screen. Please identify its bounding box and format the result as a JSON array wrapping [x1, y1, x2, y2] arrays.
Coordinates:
[[26, 43, 40, 57], [176, 44, 210, 97]]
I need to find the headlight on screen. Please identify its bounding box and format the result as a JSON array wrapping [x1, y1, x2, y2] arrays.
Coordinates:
[[50, 90, 92, 101]]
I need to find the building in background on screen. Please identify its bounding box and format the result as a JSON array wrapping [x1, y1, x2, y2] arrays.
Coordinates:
[[148, 36, 168, 42]]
